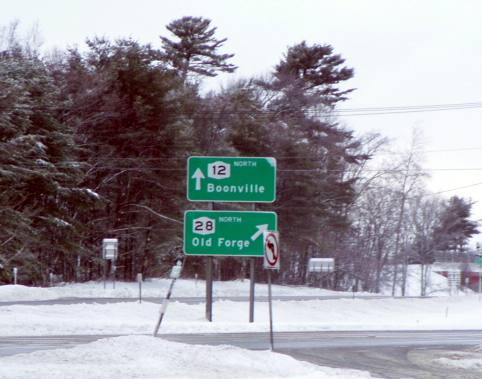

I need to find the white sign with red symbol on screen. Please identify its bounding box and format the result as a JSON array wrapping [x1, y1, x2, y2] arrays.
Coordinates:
[[263, 231, 280, 270]]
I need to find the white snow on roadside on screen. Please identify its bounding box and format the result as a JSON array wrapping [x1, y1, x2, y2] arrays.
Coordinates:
[[380, 265, 451, 296], [1, 296, 482, 336], [0, 285, 59, 301], [434, 347, 482, 373], [1, 264, 451, 302], [0, 279, 368, 302], [0, 335, 376, 379]]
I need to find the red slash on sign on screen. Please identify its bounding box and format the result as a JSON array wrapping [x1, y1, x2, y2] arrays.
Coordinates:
[[263, 231, 280, 270]]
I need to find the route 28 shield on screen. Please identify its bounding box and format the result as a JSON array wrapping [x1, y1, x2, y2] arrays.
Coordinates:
[[263, 231, 280, 270]]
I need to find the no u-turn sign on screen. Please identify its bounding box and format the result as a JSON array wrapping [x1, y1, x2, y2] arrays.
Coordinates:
[[263, 231, 280, 270]]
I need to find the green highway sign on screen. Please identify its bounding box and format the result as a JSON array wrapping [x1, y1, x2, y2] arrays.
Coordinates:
[[184, 210, 277, 256], [187, 156, 276, 203]]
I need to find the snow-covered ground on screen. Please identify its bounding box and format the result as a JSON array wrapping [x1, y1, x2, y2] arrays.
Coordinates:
[[2, 295, 482, 336], [0, 335, 375, 379], [432, 345, 482, 373], [380, 265, 455, 296], [0, 278, 367, 302], [0, 264, 455, 302], [2, 266, 481, 379]]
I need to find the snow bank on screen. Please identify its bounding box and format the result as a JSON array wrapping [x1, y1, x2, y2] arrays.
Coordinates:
[[0, 335, 375, 379], [1, 264, 453, 302], [0, 285, 59, 301], [0, 279, 368, 302], [434, 347, 482, 372], [380, 265, 450, 296], [2, 296, 482, 336]]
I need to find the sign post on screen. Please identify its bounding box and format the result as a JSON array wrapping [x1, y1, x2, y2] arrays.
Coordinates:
[[13, 267, 17, 285], [263, 231, 280, 351], [185, 156, 278, 324], [102, 238, 118, 290], [153, 261, 183, 336], [137, 273, 143, 303]]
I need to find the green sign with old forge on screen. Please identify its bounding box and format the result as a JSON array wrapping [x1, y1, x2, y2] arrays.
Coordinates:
[[184, 210, 277, 256]]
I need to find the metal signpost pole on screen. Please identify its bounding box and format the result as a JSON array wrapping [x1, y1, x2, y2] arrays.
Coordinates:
[[249, 258, 255, 323], [112, 259, 116, 289], [206, 256, 213, 322], [137, 273, 142, 303], [249, 202, 256, 323], [206, 202, 214, 322], [263, 231, 279, 352], [13, 267, 17, 285], [268, 268, 274, 351]]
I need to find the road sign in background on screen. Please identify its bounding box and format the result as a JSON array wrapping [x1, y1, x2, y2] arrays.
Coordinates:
[[184, 211, 277, 256], [263, 231, 280, 270], [187, 156, 276, 202]]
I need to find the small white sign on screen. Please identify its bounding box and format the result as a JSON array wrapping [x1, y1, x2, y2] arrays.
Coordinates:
[[263, 231, 280, 270], [207, 161, 231, 179], [102, 238, 118, 260], [192, 217, 216, 235], [308, 258, 334, 273]]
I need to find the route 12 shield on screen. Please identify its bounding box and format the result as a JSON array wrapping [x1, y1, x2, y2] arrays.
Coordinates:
[[263, 231, 280, 270]]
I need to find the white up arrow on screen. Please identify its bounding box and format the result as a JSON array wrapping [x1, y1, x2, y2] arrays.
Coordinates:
[[251, 224, 268, 241], [191, 168, 205, 190]]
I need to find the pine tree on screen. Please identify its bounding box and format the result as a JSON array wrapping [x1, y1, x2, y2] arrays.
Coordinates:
[[433, 196, 479, 252], [0, 47, 98, 283], [256, 42, 363, 284], [62, 38, 196, 279], [160, 16, 237, 81]]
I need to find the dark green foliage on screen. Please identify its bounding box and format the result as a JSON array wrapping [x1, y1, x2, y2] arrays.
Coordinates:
[[57, 38, 196, 279], [7, 19, 463, 292], [160, 16, 237, 80], [433, 196, 479, 251], [0, 45, 98, 283]]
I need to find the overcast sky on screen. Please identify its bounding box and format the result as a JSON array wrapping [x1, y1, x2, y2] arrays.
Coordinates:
[[2, 0, 482, 242]]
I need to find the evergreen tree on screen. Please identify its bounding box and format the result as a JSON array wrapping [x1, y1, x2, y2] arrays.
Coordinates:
[[62, 38, 196, 279], [433, 196, 479, 252], [255, 42, 363, 283], [160, 16, 237, 81], [0, 47, 98, 283]]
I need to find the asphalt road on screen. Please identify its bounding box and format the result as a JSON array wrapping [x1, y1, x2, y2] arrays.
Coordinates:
[[0, 294, 404, 306], [1, 330, 482, 378]]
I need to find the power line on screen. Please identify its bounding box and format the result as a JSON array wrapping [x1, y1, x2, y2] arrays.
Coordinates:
[[3, 101, 482, 117], [432, 181, 482, 195], [336, 101, 482, 112], [8, 163, 482, 173]]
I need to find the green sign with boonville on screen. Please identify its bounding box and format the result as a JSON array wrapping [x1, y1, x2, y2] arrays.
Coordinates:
[[184, 211, 277, 256], [187, 156, 276, 202]]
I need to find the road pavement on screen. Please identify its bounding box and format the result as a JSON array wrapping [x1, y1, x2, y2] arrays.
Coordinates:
[[1, 330, 482, 378], [0, 294, 404, 306]]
